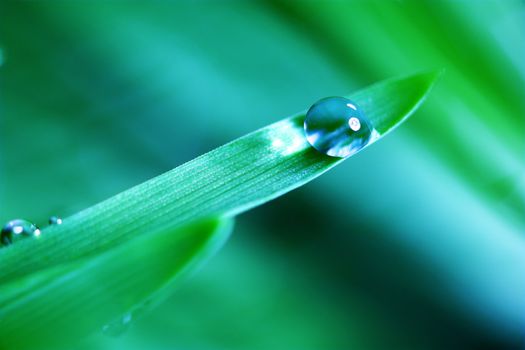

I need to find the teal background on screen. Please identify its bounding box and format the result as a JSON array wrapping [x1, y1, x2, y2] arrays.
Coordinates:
[[1, 1, 524, 349]]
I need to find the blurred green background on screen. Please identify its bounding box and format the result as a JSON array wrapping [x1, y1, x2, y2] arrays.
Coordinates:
[[1, 0, 524, 349]]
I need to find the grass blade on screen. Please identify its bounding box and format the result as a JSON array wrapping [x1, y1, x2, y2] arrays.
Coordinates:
[[0, 71, 438, 285]]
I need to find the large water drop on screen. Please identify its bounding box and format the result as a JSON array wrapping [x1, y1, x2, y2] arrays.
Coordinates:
[[304, 97, 373, 158]]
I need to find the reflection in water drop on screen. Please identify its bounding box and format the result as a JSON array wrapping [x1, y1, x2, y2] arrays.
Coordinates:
[[102, 312, 133, 338], [1, 219, 41, 247], [348, 117, 361, 131], [304, 97, 375, 158]]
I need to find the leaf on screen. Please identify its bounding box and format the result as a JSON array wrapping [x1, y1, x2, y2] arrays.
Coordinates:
[[0, 71, 439, 286], [0, 216, 233, 348]]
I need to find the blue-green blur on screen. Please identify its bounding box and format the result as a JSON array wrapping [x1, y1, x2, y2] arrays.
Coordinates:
[[1, 1, 524, 349]]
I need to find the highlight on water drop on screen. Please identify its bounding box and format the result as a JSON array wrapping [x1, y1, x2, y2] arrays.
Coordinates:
[[304, 96, 374, 158], [1, 219, 41, 247]]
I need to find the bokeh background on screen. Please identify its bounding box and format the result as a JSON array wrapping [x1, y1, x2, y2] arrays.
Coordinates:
[[1, 0, 524, 349]]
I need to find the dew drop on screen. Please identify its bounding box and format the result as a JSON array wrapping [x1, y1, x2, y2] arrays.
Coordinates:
[[304, 97, 374, 158], [48, 216, 63, 225], [1, 219, 41, 247], [102, 312, 133, 338]]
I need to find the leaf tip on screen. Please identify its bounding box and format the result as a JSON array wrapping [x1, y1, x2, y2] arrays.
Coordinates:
[[413, 68, 444, 96]]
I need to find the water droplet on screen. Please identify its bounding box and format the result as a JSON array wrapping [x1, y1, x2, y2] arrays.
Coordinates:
[[102, 312, 133, 338], [1, 219, 41, 247], [304, 97, 374, 158], [48, 216, 63, 225]]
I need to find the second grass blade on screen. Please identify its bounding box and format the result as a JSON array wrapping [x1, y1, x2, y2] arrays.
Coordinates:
[[0, 216, 233, 348]]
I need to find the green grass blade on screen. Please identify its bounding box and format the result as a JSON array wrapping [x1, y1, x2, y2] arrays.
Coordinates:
[[353, 70, 441, 137], [0, 216, 233, 348], [0, 71, 438, 285]]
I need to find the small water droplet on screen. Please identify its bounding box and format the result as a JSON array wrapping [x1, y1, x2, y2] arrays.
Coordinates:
[[304, 97, 374, 158], [48, 216, 63, 225], [1, 219, 41, 247], [102, 312, 133, 338]]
